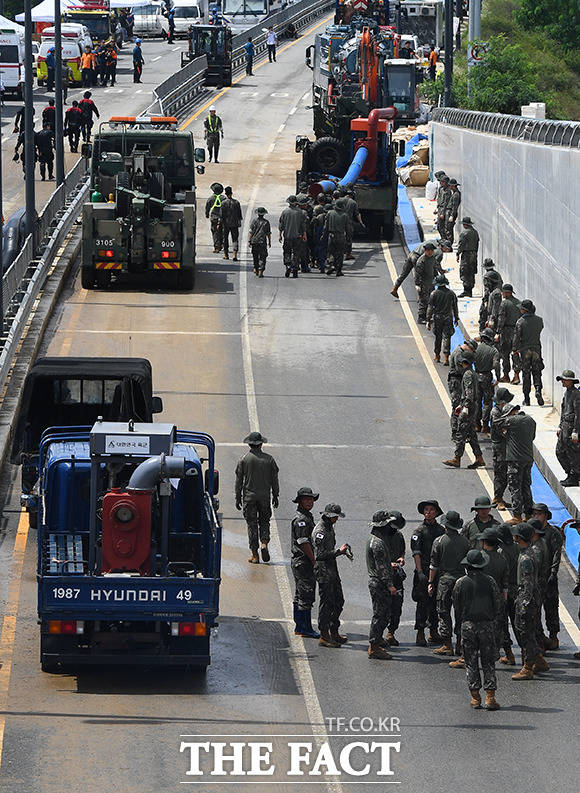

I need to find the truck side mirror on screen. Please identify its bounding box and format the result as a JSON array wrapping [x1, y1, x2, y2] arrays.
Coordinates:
[[194, 147, 206, 163], [398, 140, 406, 156], [205, 468, 219, 495], [81, 142, 93, 160], [151, 396, 163, 414]]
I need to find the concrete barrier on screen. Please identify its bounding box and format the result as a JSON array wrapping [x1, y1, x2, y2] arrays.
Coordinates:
[[432, 119, 580, 405]]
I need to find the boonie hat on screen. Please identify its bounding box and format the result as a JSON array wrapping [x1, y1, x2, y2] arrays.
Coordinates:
[[256, 207, 267, 214], [532, 502, 552, 519], [556, 369, 579, 383], [471, 495, 493, 511], [461, 549, 489, 568], [462, 216, 473, 224], [293, 487, 319, 503], [244, 431, 267, 445], [511, 523, 533, 541], [501, 283, 514, 293], [443, 510, 463, 531], [418, 499, 443, 516], [321, 504, 345, 518], [424, 242, 436, 251]]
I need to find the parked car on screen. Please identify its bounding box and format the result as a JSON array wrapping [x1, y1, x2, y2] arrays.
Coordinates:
[[171, 0, 203, 37], [132, 2, 170, 38]]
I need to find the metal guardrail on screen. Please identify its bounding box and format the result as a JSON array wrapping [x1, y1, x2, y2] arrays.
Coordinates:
[[154, 55, 208, 116], [431, 107, 580, 148]]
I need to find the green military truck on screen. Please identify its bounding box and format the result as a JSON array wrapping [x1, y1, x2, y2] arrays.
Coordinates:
[[82, 116, 205, 290]]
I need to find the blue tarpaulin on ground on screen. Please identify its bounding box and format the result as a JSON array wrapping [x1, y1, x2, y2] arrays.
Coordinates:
[[396, 133, 428, 169]]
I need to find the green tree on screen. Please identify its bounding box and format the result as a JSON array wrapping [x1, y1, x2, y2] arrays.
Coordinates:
[[516, 0, 580, 50]]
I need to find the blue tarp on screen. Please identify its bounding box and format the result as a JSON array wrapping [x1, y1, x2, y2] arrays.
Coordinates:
[[396, 133, 428, 169]]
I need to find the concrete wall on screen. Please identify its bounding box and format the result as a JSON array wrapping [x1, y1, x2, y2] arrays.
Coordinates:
[[432, 122, 580, 405]]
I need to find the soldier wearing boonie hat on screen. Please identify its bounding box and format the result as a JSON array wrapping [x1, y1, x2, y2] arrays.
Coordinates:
[[311, 504, 349, 648], [291, 487, 320, 639], [555, 369, 580, 487]]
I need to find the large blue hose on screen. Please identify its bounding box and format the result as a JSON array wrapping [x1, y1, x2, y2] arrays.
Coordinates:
[[338, 146, 368, 187]]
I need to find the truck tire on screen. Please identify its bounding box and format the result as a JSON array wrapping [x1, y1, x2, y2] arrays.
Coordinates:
[[383, 212, 395, 241], [28, 509, 38, 530], [308, 137, 348, 176], [178, 267, 195, 290], [41, 656, 59, 673], [81, 267, 95, 289]]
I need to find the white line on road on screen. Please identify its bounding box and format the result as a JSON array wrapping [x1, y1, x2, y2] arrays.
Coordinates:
[[277, 123, 285, 133], [172, 46, 180, 51], [289, 106, 297, 115], [382, 242, 580, 648], [268, 142, 276, 152], [68, 329, 241, 336], [135, 89, 142, 94], [152, 55, 162, 61]]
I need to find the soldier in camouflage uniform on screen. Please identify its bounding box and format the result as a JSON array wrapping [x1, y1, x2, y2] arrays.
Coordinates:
[[205, 182, 224, 253], [555, 369, 580, 487], [344, 189, 362, 260], [324, 198, 348, 276], [445, 178, 461, 244], [312, 504, 349, 648], [513, 300, 544, 406], [490, 389, 514, 509], [414, 243, 441, 324], [235, 431, 279, 563], [443, 355, 486, 469], [382, 510, 407, 645], [497, 522, 519, 665], [429, 510, 470, 655], [290, 487, 320, 639], [495, 284, 522, 384], [391, 239, 450, 298], [510, 522, 542, 680], [427, 274, 459, 364], [474, 328, 500, 432], [411, 499, 444, 645], [504, 406, 536, 523], [456, 217, 479, 297], [478, 259, 502, 332], [531, 502, 563, 650], [461, 495, 500, 550], [452, 548, 502, 709], [435, 174, 451, 239], [366, 511, 400, 660], [528, 518, 551, 666]]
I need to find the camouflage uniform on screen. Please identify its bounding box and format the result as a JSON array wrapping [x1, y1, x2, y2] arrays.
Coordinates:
[[531, 534, 550, 644], [445, 188, 461, 243], [514, 545, 541, 664], [542, 522, 563, 636], [514, 311, 544, 401], [205, 191, 223, 251], [479, 269, 502, 332], [430, 530, 470, 641], [436, 184, 450, 238], [394, 243, 444, 290], [383, 528, 406, 634], [279, 205, 307, 276], [474, 340, 499, 427], [456, 224, 479, 295], [498, 538, 519, 653], [235, 448, 279, 552], [480, 547, 509, 654], [462, 515, 500, 550], [343, 195, 359, 257], [291, 507, 316, 610], [497, 294, 522, 378], [505, 411, 536, 517], [366, 529, 394, 644], [414, 253, 438, 323], [312, 516, 345, 635], [556, 384, 580, 480], [453, 366, 483, 459], [490, 403, 508, 501], [411, 519, 444, 631], [427, 285, 459, 356], [324, 204, 348, 275], [453, 570, 502, 691]]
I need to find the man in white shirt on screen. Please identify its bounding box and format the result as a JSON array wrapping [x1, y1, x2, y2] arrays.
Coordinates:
[[266, 26, 278, 62]]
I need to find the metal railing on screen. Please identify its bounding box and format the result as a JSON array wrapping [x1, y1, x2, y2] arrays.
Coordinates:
[[431, 107, 580, 148]]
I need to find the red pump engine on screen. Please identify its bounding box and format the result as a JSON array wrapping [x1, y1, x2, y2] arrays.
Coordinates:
[[101, 488, 152, 575]]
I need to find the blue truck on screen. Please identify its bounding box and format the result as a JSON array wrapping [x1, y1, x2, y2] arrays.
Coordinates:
[[37, 419, 221, 672]]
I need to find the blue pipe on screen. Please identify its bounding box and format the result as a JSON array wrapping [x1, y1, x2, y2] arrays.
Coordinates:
[[338, 146, 368, 187], [316, 179, 338, 194]]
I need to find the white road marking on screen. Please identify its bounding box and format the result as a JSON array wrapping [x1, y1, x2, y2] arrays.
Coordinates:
[[151, 55, 162, 61], [268, 142, 276, 152], [382, 242, 580, 648], [117, 89, 124, 93], [172, 46, 180, 51], [277, 123, 285, 133], [68, 329, 241, 336], [271, 91, 289, 97], [289, 106, 297, 115], [239, 150, 343, 791], [135, 89, 142, 94]]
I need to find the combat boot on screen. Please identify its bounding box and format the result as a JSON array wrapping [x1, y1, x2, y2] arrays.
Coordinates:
[[258, 269, 264, 278], [386, 631, 399, 646], [442, 456, 461, 468], [427, 630, 442, 644], [493, 498, 510, 510], [331, 629, 348, 644], [293, 602, 302, 634], [522, 395, 530, 406], [248, 551, 260, 564], [475, 420, 482, 432], [535, 388, 544, 406], [233, 253, 238, 262], [481, 421, 490, 433], [416, 629, 427, 647], [469, 690, 481, 708], [433, 640, 454, 656], [260, 543, 270, 562], [443, 354, 449, 366], [532, 654, 550, 673], [449, 657, 465, 668], [368, 643, 393, 660], [467, 455, 486, 469], [499, 649, 516, 665], [434, 353, 440, 363], [506, 513, 523, 525], [511, 372, 521, 385], [498, 374, 510, 383], [560, 475, 579, 487], [547, 633, 559, 650], [484, 690, 500, 710], [299, 610, 320, 639], [512, 662, 534, 680], [318, 632, 340, 648], [223, 253, 229, 260], [390, 286, 399, 298]]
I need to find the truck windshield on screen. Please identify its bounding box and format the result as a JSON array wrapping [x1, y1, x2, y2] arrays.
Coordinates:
[[95, 134, 194, 184], [133, 5, 158, 15], [174, 6, 199, 17], [0, 45, 19, 63], [194, 28, 225, 55], [66, 14, 110, 40]]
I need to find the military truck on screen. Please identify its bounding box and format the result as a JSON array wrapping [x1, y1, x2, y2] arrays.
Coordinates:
[[36, 419, 221, 672], [82, 116, 205, 290], [11, 357, 163, 529]]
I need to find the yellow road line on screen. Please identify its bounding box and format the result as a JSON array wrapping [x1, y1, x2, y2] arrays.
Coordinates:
[[0, 510, 30, 768], [179, 14, 333, 131], [382, 242, 580, 647]]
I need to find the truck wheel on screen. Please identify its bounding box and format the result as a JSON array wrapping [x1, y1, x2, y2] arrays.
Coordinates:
[[178, 268, 195, 291], [81, 268, 95, 289], [308, 137, 348, 176], [383, 212, 395, 241], [363, 211, 382, 241], [28, 509, 38, 530]]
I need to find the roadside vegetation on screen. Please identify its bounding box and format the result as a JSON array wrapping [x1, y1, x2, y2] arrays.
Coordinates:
[[422, 0, 580, 120]]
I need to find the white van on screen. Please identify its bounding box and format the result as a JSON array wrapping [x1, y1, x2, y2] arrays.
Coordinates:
[[0, 30, 25, 98], [37, 40, 83, 85], [41, 23, 93, 52], [171, 0, 203, 37], [133, 2, 170, 38]]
